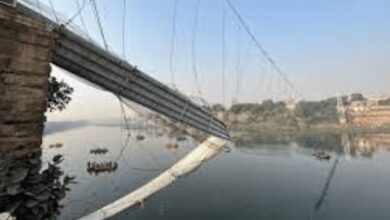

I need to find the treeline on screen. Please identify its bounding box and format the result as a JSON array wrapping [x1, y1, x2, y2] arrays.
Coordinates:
[[295, 98, 338, 125], [210, 93, 376, 127]]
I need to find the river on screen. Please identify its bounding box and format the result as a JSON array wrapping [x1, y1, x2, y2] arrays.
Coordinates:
[[2, 121, 390, 220]]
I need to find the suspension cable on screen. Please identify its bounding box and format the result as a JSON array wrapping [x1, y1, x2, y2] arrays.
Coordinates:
[[234, 24, 242, 104], [47, 0, 59, 23], [121, 0, 127, 59], [63, 0, 86, 27], [226, 0, 303, 99], [191, 0, 203, 97], [90, 0, 109, 50], [75, 0, 91, 40], [169, 0, 179, 88], [221, 4, 226, 108], [35, 0, 42, 13]]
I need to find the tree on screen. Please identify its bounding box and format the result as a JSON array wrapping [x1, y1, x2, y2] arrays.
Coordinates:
[[350, 93, 365, 102], [47, 77, 74, 112], [295, 98, 338, 124]]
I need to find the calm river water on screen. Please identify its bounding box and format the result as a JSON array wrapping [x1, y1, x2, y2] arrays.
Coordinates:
[[35, 122, 390, 219]]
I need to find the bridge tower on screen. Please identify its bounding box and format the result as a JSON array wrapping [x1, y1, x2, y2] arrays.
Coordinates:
[[0, 2, 54, 156]]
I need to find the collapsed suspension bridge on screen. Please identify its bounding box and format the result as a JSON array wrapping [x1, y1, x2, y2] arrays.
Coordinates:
[[0, 0, 302, 219], [1, 0, 230, 140]]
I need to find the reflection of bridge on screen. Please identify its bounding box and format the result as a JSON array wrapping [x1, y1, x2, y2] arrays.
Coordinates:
[[0, 1, 229, 152]]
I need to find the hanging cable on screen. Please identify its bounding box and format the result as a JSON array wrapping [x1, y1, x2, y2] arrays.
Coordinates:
[[121, 0, 127, 59], [90, 0, 109, 50], [117, 96, 131, 131], [48, 0, 59, 23], [236, 38, 252, 102], [75, 0, 91, 40], [226, 0, 303, 99], [233, 24, 242, 104], [169, 0, 179, 88], [191, 0, 203, 97], [35, 0, 42, 13], [62, 0, 86, 27], [115, 96, 132, 162], [221, 4, 226, 108]]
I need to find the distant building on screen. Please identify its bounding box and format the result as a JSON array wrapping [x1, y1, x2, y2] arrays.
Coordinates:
[[284, 99, 300, 111], [346, 96, 390, 127]]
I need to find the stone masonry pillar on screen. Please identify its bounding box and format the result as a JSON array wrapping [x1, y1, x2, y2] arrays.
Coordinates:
[[0, 4, 53, 157]]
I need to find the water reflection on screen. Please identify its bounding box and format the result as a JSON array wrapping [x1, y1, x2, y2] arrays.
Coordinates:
[[0, 151, 75, 220], [309, 157, 340, 220], [235, 133, 390, 159], [10, 121, 390, 220]]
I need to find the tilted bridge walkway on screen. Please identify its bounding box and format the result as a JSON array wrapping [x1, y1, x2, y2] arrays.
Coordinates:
[[1, 0, 230, 140]]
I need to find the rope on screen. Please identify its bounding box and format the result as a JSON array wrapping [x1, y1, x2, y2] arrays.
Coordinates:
[[191, 0, 203, 97], [75, 0, 91, 40], [234, 24, 242, 104], [47, 0, 59, 23], [169, 0, 179, 88], [235, 38, 252, 101], [90, 0, 108, 50], [226, 0, 303, 99], [221, 4, 226, 108], [62, 0, 87, 27], [35, 0, 42, 13], [121, 0, 127, 59]]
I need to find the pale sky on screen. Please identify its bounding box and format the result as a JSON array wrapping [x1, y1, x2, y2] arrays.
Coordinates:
[[37, 0, 390, 121]]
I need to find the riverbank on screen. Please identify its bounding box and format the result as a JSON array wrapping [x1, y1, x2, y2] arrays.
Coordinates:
[[228, 123, 390, 142]]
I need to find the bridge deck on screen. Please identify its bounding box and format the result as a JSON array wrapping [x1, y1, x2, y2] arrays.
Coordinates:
[[16, 3, 230, 140]]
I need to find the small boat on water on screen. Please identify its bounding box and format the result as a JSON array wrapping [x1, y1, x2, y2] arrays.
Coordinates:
[[89, 148, 109, 155], [136, 134, 145, 141], [176, 136, 187, 141], [87, 161, 118, 175], [165, 141, 179, 149], [49, 143, 63, 148], [313, 151, 331, 160]]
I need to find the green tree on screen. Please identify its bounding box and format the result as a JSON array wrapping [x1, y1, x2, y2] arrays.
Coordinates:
[[47, 77, 74, 112]]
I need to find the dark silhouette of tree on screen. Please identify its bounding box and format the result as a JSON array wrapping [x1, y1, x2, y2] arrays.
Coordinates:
[[350, 93, 365, 102], [47, 77, 74, 112], [295, 98, 338, 124]]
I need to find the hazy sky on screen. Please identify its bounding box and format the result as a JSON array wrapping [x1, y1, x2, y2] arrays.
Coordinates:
[[38, 0, 390, 120]]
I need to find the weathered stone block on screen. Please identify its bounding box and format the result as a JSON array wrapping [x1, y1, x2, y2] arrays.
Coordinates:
[[0, 24, 53, 47], [0, 111, 46, 123], [1, 73, 48, 87], [2, 87, 48, 100], [0, 123, 43, 138], [0, 137, 42, 150], [0, 124, 14, 137], [0, 56, 51, 74], [0, 7, 49, 31], [0, 38, 52, 62], [0, 4, 53, 153]]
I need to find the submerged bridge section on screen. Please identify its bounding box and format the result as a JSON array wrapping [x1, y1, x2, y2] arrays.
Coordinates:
[[0, 1, 229, 152]]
